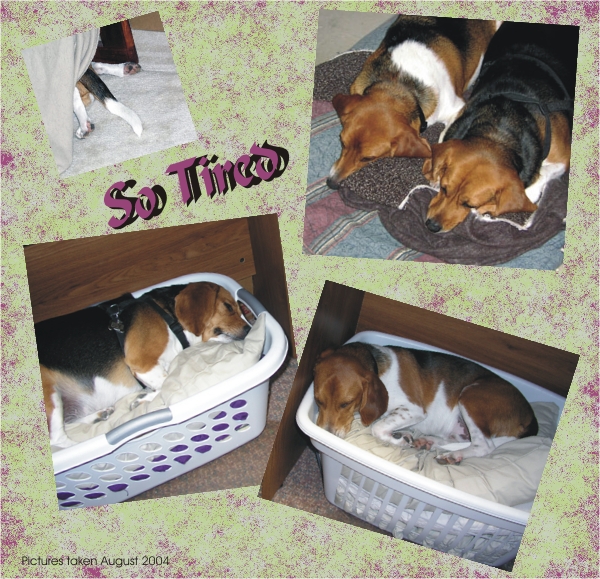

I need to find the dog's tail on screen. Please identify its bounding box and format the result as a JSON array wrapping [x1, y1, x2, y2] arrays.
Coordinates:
[[79, 67, 143, 136]]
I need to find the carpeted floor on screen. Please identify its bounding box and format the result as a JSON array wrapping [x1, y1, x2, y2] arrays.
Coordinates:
[[62, 29, 197, 178], [127, 357, 297, 502]]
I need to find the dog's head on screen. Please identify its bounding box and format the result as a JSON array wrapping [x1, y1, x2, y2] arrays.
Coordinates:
[[175, 282, 250, 343], [326, 90, 431, 189], [313, 344, 388, 438], [422, 140, 538, 233]]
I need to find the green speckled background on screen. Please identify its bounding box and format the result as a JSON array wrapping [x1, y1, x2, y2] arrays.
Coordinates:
[[1, 1, 598, 577]]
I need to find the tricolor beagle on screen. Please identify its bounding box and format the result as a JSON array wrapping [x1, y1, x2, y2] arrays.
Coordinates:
[[74, 62, 143, 139], [327, 15, 499, 189], [36, 282, 250, 448], [313, 342, 537, 464], [423, 21, 578, 233]]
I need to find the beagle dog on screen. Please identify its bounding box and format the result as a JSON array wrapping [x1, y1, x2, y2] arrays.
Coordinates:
[[422, 21, 578, 233], [74, 62, 143, 139], [326, 15, 499, 189], [36, 282, 250, 448], [313, 342, 538, 464]]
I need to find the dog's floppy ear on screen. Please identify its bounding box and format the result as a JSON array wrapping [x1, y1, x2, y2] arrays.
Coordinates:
[[359, 373, 388, 426], [423, 142, 449, 183], [484, 181, 538, 216], [332, 93, 362, 117], [175, 282, 218, 336], [392, 130, 431, 159]]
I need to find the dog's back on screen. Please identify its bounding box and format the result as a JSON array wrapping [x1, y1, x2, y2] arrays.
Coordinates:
[[478, 21, 579, 103]]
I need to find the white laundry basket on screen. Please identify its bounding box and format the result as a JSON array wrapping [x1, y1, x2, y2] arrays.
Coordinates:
[[296, 331, 565, 566], [53, 273, 288, 509]]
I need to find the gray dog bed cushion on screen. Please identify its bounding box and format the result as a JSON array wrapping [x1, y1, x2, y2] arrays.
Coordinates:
[[315, 51, 568, 266]]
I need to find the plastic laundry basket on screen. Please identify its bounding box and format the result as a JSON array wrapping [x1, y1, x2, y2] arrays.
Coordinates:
[[53, 273, 288, 509], [297, 331, 565, 566]]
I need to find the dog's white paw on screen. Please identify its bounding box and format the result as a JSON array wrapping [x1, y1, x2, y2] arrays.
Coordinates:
[[75, 120, 95, 139], [122, 62, 142, 75]]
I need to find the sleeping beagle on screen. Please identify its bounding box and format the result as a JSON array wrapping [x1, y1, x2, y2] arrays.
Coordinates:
[[313, 342, 538, 464], [326, 15, 499, 189], [74, 62, 143, 139], [36, 282, 250, 448], [422, 21, 578, 233]]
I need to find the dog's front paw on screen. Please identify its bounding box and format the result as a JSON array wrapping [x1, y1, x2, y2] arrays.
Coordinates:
[[412, 437, 435, 451], [93, 406, 115, 422], [123, 62, 142, 75], [129, 390, 159, 410], [391, 431, 414, 446], [435, 452, 463, 465]]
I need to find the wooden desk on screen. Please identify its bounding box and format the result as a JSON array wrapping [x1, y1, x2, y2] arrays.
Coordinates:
[[93, 20, 139, 65]]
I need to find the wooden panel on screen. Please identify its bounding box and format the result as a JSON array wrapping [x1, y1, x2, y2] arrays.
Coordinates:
[[247, 214, 295, 357], [261, 281, 364, 500], [25, 220, 256, 323], [129, 12, 164, 31], [356, 293, 579, 396], [94, 20, 139, 64]]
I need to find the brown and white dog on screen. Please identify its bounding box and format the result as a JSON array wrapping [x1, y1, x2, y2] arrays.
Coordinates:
[[74, 62, 143, 139], [326, 15, 499, 189], [313, 342, 537, 464], [422, 21, 578, 233], [36, 282, 250, 448]]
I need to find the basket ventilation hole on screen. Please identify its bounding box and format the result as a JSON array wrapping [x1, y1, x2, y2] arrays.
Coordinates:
[[186, 422, 206, 432], [174, 455, 192, 465], [75, 483, 99, 491], [235, 424, 251, 432], [84, 493, 106, 500], [191, 434, 209, 442], [233, 412, 249, 421], [140, 443, 162, 452], [215, 435, 232, 443], [230, 399, 247, 409], [130, 474, 150, 481], [65, 472, 91, 481], [153, 464, 172, 473], [116, 453, 139, 462], [107, 484, 128, 493], [163, 432, 185, 442], [169, 445, 188, 453], [123, 464, 145, 473], [60, 501, 83, 508], [55, 482, 66, 490], [209, 410, 227, 420], [99, 474, 123, 482], [147, 454, 167, 463], [195, 445, 212, 454], [57, 492, 75, 501], [91, 462, 115, 472], [212, 423, 229, 432]]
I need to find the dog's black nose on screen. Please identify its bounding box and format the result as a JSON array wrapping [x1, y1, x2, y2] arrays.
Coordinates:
[[326, 177, 340, 190], [425, 218, 442, 233]]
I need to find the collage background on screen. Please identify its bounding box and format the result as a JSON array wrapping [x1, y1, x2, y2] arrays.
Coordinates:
[[1, 1, 598, 577]]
